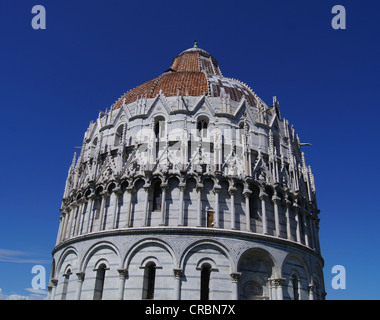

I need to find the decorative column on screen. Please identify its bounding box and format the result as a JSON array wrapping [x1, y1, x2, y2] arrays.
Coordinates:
[[111, 186, 121, 229], [196, 183, 204, 227], [308, 213, 316, 249], [213, 184, 222, 228], [56, 214, 64, 245], [285, 198, 292, 240], [67, 201, 77, 238], [74, 200, 85, 236], [143, 184, 151, 226], [308, 283, 315, 300], [98, 191, 109, 231], [302, 210, 309, 247], [270, 278, 285, 300], [294, 203, 301, 243], [124, 186, 134, 228], [60, 211, 69, 242], [85, 193, 96, 233], [173, 268, 183, 300], [272, 194, 281, 237], [75, 272, 85, 300], [178, 183, 186, 226], [243, 188, 252, 232], [159, 183, 168, 226], [49, 279, 58, 300], [276, 278, 285, 300], [228, 187, 237, 230], [117, 269, 128, 300], [259, 191, 268, 235], [315, 218, 321, 253], [230, 272, 241, 300]]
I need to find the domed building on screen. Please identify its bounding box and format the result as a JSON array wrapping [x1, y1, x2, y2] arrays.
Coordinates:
[[48, 44, 325, 300]]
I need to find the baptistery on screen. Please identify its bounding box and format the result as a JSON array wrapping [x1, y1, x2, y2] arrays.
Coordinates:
[[48, 44, 325, 300]]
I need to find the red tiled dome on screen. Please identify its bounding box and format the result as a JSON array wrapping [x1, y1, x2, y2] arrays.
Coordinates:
[[113, 47, 256, 110]]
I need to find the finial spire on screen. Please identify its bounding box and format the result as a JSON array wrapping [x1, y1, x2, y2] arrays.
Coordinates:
[[193, 40, 198, 48]]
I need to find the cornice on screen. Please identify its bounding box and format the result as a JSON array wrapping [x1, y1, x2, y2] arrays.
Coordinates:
[[52, 226, 324, 264]]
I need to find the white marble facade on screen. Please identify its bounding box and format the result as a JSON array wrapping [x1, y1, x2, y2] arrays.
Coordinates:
[[49, 48, 325, 300]]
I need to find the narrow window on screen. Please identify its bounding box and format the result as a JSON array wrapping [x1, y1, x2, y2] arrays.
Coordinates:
[[200, 264, 211, 300], [93, 264, 106, 300], [143, 262, 156, 299]]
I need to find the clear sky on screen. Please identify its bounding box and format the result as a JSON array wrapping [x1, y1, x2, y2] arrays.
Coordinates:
[[0, 0, 379, 300]]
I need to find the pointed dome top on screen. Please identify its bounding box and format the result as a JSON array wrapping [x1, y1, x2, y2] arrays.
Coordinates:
[[169, 45, 222, 76], [112, 47, 257, 110]]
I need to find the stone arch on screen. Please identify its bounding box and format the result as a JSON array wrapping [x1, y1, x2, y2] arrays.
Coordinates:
[[123, 238, 177, 270], [123, 238, 176, 300], [180, 239, 234, 270], [55, 247, 79, 300], [180, 239, 234, 300], [106, 181, 117, 193], [311, 262, 325, 300], [237, 247, 278, 300], [56, 246, 79, 278], [80, 241, 121, 272], [79, 241, 121, 300], [281, 251, 311, 300], [132, 176, 148, 188]]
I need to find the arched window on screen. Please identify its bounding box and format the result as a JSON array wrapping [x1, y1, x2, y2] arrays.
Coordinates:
[[154, 116, 166, 140], [239, 122, 250, 144], [200, 263, 211, 300], [114, 124, 125, 146], [61, 268, 72, 300], [152, 181, 162, 212], [197, 117, 209, 138], [93, 263, 107, 300], [143, 262, 156, 299], [292, 274, 299, 300]]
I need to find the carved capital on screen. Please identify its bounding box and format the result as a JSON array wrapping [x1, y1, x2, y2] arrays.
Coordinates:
[[230, 272, 241, 283], [243, 189, 252, 198], [173, 268, 183, 279], [270, 278, 285, 287], [213, 184, 222, 194], [228, 186, 237, 196], [259, 191, 268, 200], [112, 186, 122, 195], [179, 183, 186, 192], [76, 272, 85, 282], [117, 268, 128, 280]]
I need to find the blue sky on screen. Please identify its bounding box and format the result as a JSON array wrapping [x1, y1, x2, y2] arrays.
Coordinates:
[[0, 0, 379, 300]]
